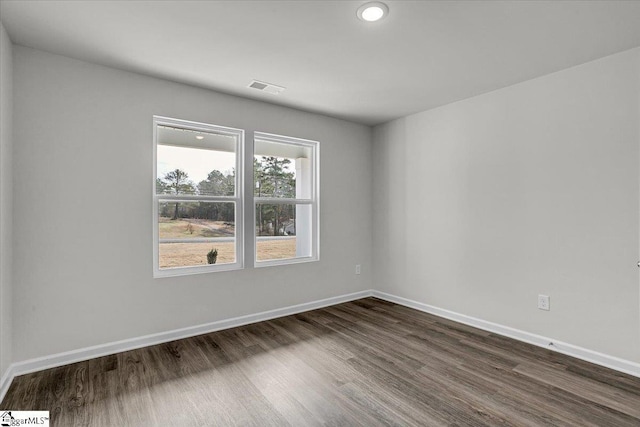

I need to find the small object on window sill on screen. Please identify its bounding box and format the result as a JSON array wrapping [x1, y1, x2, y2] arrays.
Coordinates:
[[207, 248, 218, 264]]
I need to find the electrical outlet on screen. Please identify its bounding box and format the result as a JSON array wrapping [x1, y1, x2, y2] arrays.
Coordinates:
[[355, 264, 361, 275], [538, 294, 550, 311]]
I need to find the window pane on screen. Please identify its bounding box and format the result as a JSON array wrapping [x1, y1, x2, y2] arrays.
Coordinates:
[[254, 140, 312, 198], [255, 203, 312, 261], [159, 242, 236, 268], [157, 125, 236, 196], [158, 201, 235, 268]]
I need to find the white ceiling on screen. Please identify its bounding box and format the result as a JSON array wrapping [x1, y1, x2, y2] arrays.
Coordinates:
[[2, 1, 640, 125]]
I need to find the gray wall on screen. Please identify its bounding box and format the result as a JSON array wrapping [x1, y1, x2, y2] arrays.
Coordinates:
[[12, 46, 373, 362], [6, 40, 640, 368], [0, 22, 13, 380], [373, 48, 640, 362]]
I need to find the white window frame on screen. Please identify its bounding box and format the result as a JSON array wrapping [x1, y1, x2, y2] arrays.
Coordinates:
[[153, 116, 244, 277], [253, 132, 319, 268]]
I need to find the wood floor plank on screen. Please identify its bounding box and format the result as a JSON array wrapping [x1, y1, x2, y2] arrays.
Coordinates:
[[456, 362, 640, 427], [513, 361, 640, 418], [251, 320, 386, 426], [2, 297, 639, 426], [265, 318, 448, 426]]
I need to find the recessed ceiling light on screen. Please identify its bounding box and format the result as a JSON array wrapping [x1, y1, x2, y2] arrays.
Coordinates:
[[357, 2, 388, 22], [195, 135, 204, 140]]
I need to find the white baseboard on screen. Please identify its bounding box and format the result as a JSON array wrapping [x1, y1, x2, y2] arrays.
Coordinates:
[[3, 288, 639, 404], [0, 364, 15, 405], [0, 289, 374, 403], [372, 290, 640, 378]]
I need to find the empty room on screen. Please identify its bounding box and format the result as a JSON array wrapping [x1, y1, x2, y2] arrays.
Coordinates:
[[0, 1, 639, 425]]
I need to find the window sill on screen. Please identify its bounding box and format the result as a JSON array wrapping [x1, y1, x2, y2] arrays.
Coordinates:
[[254, 256, 318, 269], [154, 262, 243, 278]]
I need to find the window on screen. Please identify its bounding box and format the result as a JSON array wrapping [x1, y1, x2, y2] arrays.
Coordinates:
[[254, 132, 319, 266], [153, 116, 243, 277]]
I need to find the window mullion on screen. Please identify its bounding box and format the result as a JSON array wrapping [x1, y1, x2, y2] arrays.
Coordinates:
[[254, 197, 313, 205], [157, 195, 238, 202]]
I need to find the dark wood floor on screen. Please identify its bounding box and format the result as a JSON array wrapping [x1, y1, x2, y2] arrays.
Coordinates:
[[2, 298, 640, 426]]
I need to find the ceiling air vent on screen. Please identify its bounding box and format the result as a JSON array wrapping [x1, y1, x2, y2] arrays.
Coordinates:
[[248, 80, 286, 95]]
